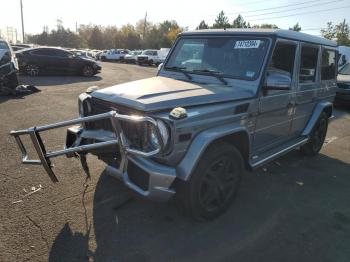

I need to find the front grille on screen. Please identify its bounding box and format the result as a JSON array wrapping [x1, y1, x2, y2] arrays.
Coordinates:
[[86, 98, 149, 150], [338, 83, 350, 89], [137, 57, 147, 61]]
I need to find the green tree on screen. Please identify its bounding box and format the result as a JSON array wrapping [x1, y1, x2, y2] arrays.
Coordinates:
[[289, 22, 301, 32], [197, 20, 209, 30], [321, 20, 350, 46], [253, 23, 279, 29], [232, 15, 249, 28], [88, 26, 104, 49], [335, 19, 350, 46], [212, 11, 230, 29]]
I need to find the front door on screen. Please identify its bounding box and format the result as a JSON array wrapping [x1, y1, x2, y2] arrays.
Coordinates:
[[253, 39, 298, 153]]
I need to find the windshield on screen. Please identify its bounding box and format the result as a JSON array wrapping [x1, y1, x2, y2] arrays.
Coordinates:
[[165, 37, 269, 80], [339, 63, 350, 75], [0, 41, 9, 50]]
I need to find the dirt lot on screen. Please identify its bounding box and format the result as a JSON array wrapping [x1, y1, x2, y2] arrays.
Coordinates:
[[0, 62, 349, 262]]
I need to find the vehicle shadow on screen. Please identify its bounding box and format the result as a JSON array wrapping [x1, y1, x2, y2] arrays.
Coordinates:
[[48, 151, 350, 262], [19, 75, 102, 87]]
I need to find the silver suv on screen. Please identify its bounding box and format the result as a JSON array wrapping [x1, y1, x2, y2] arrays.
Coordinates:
[[11, 29, 337, 220]]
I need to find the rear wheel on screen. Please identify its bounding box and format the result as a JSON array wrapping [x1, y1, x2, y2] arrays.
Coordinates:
[[301, 112, 328, 156], [177, 142, 243, 221], [26, 64, 39, 76], [82, 65, 95, 77]]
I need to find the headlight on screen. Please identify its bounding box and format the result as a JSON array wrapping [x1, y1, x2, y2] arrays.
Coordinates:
[[148, 120, 169, 150], [78, 97, 92, 117]]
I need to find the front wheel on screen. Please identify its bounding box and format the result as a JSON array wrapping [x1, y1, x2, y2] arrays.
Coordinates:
[[177, 142, 243, 221], [26, 64, 40, 76], [82, 65, 95, 77], [300, 112, 328, 156]]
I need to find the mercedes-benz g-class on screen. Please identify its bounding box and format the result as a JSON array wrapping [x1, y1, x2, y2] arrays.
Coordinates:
[[11, 29, 337, 220]]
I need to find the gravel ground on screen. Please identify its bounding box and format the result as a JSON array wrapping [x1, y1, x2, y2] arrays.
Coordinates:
[[0, 62, 349, 262]]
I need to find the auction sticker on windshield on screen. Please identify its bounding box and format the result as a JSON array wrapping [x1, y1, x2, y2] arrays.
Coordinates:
[[234, 40, 261, 49]]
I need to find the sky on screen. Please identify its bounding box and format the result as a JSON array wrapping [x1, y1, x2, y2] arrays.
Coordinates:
[[1, 0, 350, 42]]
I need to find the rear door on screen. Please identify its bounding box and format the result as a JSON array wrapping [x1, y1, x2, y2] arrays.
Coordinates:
[[253, 39, 298, 153], [290, 44, 320, 136]]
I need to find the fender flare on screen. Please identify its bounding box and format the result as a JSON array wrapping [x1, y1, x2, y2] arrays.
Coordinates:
[[176, 124, 250, 181], [301, 101, 333, 137]]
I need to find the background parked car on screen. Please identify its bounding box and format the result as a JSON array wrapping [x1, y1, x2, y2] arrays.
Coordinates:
[[124, 50, 142, 63], [71, 49, 95, 60], [338, 46, 350, 69], [137, 49, 164, 65], [0, 39, 19, 94], [16, 47, 101, 77], [336, 62, 350, 104], [100, 49, 129, 61]]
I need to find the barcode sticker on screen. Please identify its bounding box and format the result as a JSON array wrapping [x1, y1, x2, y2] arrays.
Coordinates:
[[234, 40, 261, 49]]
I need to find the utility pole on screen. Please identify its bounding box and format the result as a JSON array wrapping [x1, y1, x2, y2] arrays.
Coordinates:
[[20, 0, 25, 43], [143, 12, 147, 39]]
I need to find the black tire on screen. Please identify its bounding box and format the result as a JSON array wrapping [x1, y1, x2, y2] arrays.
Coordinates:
[[7, 72, 19, 89], [101, 56, 106, 61], [177, 142, 244, 221], [82, 65, 95, 77], [148, 60, 153, 66], [25, 64, 40, 76], [300, 112, 328, 156]]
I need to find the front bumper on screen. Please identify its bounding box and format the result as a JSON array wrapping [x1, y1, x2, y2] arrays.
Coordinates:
[[66, 126, 176, 201], [10, 111, 176, 201]]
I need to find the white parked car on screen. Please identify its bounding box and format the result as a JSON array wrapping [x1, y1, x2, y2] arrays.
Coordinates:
[[100, 49, 129, 61], [137, 49, 165, 66], [124, 50, 142, 63]]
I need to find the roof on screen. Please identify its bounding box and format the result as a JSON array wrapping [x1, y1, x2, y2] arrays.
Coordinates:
[[181, 29, 337, 47]]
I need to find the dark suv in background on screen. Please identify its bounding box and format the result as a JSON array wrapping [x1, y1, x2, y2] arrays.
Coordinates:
[[16, 47, 101, 77]]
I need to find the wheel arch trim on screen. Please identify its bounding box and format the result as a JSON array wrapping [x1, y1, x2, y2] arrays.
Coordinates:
[[176, 124, 251, 181], [302, 101, 332, 137]]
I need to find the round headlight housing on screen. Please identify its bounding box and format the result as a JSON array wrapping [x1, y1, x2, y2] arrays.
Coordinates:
[[148, 120, 169, 150]]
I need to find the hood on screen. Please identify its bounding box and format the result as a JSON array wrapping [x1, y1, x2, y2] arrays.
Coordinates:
[[92, 76, 254, 112], [337, 74, 350, 83]]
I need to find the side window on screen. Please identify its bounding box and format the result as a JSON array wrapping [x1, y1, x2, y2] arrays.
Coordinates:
[[299, 45, 319, 83], [268, 41, 297, 76], [31, 49, 52, 56], [54, 49, 70, 58], [321, 49, 336, 80]]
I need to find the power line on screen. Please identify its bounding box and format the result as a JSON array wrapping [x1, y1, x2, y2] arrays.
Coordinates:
[[245, 0, 344, 18], [248, 4, 350, 22], [226, 0, 322, 15], [182, 0, 344, 22]]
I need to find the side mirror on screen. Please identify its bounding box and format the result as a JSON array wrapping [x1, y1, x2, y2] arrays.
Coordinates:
[[263, 70, 291, 91], [157, 63, 163, 71]]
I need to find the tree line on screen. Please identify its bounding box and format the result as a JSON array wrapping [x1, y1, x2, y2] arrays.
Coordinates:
[[26, 11, 350, 49]]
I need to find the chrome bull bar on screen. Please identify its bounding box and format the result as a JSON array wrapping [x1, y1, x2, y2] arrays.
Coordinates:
[[10, 111, 164, 182]]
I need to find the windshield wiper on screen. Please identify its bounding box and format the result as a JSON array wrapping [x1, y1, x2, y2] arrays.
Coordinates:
[[165, 66, 193, 80], [192, 69, 228, 85]]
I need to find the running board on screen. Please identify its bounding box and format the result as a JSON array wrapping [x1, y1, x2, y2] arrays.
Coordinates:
[[251, 137, 309, 169]]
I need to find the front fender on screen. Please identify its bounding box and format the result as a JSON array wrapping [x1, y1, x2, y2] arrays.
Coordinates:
[[176, 124, 250, 181], [302, 101, 333, 136]]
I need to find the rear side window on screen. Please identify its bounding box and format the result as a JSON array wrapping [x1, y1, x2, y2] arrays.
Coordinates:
[[299, 45, 319, 83], [321, 49, 336, 80], [31, 49, 55, 56]]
